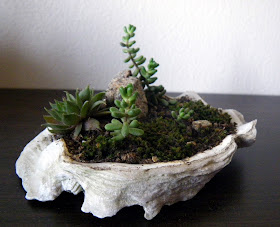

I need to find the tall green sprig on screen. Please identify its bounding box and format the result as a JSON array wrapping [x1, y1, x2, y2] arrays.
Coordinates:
[[120, 24, 171, 106], [105, 84, 144, 141]]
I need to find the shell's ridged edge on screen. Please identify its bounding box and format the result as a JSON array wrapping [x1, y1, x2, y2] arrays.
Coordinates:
[[15, 92, 257, 220]]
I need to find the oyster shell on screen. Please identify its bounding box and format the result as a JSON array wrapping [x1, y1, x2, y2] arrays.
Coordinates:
[[15, 92, 257, 220]]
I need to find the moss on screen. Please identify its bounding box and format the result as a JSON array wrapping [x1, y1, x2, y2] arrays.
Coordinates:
[[169, 100, 232, 124], [65, 100, 236, 164]]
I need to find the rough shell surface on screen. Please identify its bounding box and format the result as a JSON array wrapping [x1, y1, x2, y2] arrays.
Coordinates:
[[105, 70, 148, 117], [15, 92, 257, 220]]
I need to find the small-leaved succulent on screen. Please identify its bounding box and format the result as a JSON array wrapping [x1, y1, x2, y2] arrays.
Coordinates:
[[121, 24, 174, 106], [43, 86, 109, 139], [171, 107, 194, 122], [105, 83, 144, 141]]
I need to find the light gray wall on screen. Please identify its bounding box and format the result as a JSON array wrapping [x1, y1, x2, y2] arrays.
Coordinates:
[[1, 0, 280, 95]]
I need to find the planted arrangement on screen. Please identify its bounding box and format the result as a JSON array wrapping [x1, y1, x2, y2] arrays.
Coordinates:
[[16, 24, 257, 220], [41, 24, 236, 164]]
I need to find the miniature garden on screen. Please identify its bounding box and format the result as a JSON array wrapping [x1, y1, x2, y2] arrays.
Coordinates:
[[43, 25, 236, 164]]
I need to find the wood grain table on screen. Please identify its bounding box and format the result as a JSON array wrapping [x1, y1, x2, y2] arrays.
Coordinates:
[[1, 89, 279, 226]]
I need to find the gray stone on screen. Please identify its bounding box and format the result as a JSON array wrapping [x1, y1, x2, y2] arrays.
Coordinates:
[[105, 70, 148, 118], [192, 120, 212, 131]]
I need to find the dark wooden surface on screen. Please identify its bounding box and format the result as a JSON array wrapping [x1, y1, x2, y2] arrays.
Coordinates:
[[1, 89, 279, 226]]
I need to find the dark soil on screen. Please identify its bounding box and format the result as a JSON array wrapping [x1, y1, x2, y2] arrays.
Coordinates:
[[63, 99, 236, 164]]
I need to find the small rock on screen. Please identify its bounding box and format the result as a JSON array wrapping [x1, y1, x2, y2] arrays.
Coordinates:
[[121, 152, 138, 163], [141, 159, 153, 164], [105, 70, 148, 118], [187, 141, 196, 146], [84, 118, 101, 131], [192, 120, 212, 131], [152, 156, 159, 163]]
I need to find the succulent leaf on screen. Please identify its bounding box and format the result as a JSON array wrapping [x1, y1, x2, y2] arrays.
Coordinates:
[[121, 100, 128, 108], [42, 123, 71, 131], [44, 108, 62, 122], [110, 107, 119, 112], [66, 101, 80, 114], [89, 100, 105, 113], [80, 101, 90, 118], [132, 68, 139, 77], [111, 134, 125, 141], [124, 56, 131, 63], [79, 86, 91, 102], [169, 99, 177, 105], [111, 111, 126, 118], [114, 100, 121, 108], [128, 108, 141, 117], [129, 120, 139, 128], [121, 122, 129, 137], [105, 122, 122, 131], [160, 99, 169, 106], [65, 92, 76, 103], [73, 123, 83, 139], [147, 77, 157, 84], [62, 113, 81, 126], [129, 128, 144, 136], [119, 87, 126, 98], [75, 89, 83, 109], [90, 92, 105, 106], [43, 115, 59, 124]]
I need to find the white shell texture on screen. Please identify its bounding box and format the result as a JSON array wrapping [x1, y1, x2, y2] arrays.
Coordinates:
[[15, 92, 257, 220]]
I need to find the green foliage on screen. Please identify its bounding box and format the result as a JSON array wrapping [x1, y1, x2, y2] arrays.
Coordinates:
[[121, 24, 169, 106], [80, 135, 116, 161], [105, 83, 144, 141], [145, 85, 169, 106], [66, 99, 236, 163], [171, 107, 194, 122], [170, 100, 232, 124], [43, 86, 109, 138]]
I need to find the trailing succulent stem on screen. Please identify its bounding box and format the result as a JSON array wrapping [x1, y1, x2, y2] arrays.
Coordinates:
[[105, 84, 144, 141], [172, 108, 194, 122], [43, 86, 109, 139], [121, 24, 173, 106]]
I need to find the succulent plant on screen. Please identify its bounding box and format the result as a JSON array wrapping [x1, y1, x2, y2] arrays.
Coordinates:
[[121, 24, 171, 106], [171, 107, 194, 122], [145, 85, 169, 106], [105, 83, 144, 141], [43, 86, 109, 139]]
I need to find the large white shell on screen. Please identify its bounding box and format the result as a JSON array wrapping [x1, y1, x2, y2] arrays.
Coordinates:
[[15, 92, 257, 220]]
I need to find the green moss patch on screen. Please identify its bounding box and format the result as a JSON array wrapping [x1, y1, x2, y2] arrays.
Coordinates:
[[64, 99, 235, 164]]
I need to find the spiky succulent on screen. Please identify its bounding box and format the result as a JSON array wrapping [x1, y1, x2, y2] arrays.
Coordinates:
[[121, 24, 170, 106], [105, 83, 144, 141], [171, 107, 194, 122], [43, 86, 109, 139]]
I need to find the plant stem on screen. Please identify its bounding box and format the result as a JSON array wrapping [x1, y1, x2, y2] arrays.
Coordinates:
[[126, 41, 150, 89]]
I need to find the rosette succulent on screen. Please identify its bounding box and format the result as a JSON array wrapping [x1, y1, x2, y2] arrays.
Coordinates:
[[43, 86, 109, 139]]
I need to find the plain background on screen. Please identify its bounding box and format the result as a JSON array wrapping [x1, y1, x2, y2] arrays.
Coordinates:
[[1, 0, 280, 95]]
